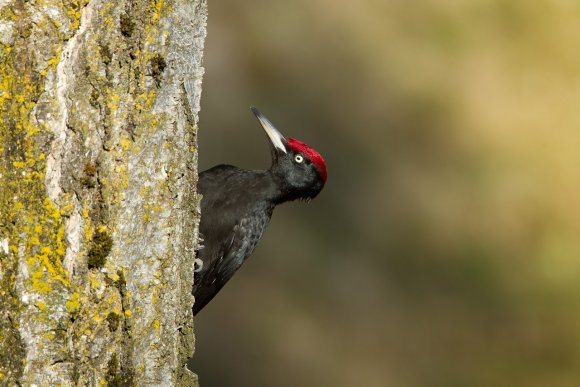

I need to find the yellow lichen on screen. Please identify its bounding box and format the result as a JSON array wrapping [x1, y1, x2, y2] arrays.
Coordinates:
[[106, 91, 121, 113], [0, 5, 113, 376], [40, 51, 61, 77], [106, 270, 120, 282], [83, 207, 93, 241], [31, 272, 53, 294], [66, 292, 80, 314], [119, 137, 132, 151], [89, 272, 102, 290], [42, 331, 56, 340], [65, 0, 89, 31]]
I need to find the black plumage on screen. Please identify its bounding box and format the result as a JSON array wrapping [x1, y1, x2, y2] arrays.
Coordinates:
[[192, 108, 327, 315]]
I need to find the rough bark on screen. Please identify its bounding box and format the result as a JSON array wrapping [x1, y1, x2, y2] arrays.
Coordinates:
[[0, 0, 206, 385]]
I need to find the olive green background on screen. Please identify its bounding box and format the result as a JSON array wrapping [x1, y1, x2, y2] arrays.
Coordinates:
[[191, 1, 580, 386]]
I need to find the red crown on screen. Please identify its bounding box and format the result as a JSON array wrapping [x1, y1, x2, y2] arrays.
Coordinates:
[[287, 138, 327, 183]]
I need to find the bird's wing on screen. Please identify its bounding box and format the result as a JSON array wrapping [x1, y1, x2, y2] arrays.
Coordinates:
[[192, 213, 271, 315]]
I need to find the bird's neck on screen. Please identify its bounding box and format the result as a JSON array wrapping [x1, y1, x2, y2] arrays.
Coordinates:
[[243, 169, 299, 205], [266, 169, 302, 205], [243, 169, 285, 205]]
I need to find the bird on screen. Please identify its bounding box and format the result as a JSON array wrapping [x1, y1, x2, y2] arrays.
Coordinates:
[[192, 107, 327, 315]]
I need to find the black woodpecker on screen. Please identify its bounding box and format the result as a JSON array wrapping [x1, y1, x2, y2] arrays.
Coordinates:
[[192, 107, 327, 315]]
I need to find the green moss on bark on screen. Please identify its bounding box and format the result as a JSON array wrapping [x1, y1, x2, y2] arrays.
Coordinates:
[[87, 229, 113, 269]]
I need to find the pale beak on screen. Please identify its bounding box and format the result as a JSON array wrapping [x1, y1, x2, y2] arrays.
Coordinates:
[[251, 107, 287, 154]]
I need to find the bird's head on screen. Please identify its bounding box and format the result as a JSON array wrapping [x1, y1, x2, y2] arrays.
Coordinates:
[[251, 107, 327, 201]]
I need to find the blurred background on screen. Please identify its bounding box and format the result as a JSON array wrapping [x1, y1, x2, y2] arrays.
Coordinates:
[[189, 1, 580, 386]]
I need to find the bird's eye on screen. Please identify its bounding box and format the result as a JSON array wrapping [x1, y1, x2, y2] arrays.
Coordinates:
[[294, 154, 304, 163]]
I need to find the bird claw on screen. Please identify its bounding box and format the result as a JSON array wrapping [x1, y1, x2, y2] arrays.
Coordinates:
[[194, 258, 204, 273]]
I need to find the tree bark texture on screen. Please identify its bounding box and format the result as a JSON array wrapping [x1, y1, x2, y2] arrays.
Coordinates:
[[0, 0, 206, 385]]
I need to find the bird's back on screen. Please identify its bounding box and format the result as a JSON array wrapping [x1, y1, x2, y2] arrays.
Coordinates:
[[193, 165, 275, 314]]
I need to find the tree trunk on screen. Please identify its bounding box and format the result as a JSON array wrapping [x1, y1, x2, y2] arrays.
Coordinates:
[[0, 0, 206, 385]]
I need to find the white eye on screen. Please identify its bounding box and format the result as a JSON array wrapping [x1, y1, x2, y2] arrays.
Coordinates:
[[294, 154, 304, 163]]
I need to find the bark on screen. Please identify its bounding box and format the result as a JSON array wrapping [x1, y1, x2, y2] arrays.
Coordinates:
[[0, 0, 206, 385]]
